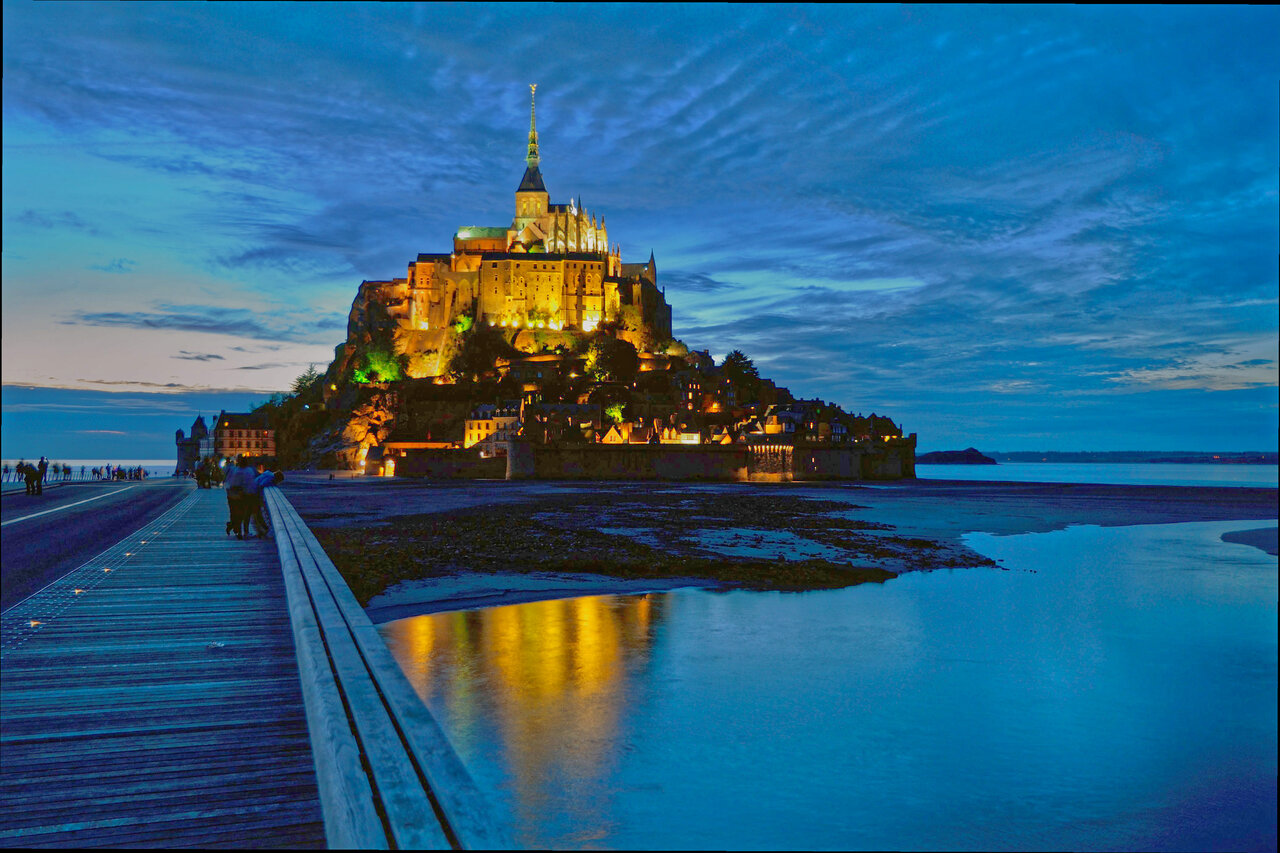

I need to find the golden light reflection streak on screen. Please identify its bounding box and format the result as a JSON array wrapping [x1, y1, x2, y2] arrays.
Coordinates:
[[383, 593, 664, 830]]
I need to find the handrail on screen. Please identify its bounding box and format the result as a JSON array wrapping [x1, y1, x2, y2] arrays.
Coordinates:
[[265, 487, 512, 850]]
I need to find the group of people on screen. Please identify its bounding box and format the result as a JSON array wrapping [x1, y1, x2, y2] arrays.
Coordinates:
[[9, 458, 51, 494], [95, 465, 148, 481], [222, 456, 283, 540], [3, 460, 149, 487]]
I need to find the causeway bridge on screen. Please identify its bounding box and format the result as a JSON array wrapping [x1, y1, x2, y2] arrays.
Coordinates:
[[0, 484, 510, 848]]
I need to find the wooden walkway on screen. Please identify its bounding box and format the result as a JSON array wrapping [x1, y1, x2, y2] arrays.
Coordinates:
[[0, 488, 325, 848]]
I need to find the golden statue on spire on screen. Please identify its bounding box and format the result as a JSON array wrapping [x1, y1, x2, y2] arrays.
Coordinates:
[[527, 83, 540, 168]]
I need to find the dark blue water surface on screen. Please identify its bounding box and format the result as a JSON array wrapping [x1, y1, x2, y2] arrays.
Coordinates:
[[380, 520, 1277, 850]]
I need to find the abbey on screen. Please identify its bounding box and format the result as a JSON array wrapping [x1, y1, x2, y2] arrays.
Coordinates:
[[357, 85, 670, 372]]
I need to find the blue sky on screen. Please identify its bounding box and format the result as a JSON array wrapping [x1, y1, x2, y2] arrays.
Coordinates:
[[3, 2, 1277, 458]]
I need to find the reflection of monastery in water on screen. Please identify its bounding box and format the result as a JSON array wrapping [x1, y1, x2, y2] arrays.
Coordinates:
[[380, 594, 662, 832], [367, 84, 671, 356]]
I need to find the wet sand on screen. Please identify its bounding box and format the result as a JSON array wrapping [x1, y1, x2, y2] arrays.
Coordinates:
[[279, 474, 1277, 620]]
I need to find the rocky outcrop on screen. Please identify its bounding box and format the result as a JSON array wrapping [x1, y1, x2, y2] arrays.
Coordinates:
[[307, 387, 397, 469]]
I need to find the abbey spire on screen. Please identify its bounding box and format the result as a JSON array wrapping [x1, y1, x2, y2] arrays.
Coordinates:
[[526, 83, 540, 169], [515, 83, 548, 223]]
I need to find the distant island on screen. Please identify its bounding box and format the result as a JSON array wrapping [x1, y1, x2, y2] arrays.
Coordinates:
[[990, 451, 1278, 465], [916, 448, 997, 465]]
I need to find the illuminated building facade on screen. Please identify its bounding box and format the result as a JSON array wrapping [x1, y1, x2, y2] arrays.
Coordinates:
[[213, 410, 276, 459], [364, 85, 671, 351]]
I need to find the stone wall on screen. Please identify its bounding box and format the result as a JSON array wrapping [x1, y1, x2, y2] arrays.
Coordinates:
[[396, 437, 914, 482], [395, 450, 507, 479]]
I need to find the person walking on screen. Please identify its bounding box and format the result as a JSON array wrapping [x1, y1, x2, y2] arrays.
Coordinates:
[[246, 465, 276, 538], [223, 456, 255, 539]]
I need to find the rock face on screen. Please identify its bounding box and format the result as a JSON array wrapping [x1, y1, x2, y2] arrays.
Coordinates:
[[307, 387, 398, 469], [916, 447, 997, 465]]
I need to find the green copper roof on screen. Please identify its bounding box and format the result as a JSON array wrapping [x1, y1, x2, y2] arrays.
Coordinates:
[[456, 226, 509, 240]]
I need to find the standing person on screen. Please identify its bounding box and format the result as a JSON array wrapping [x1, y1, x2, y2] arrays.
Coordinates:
[[223, 456, 255, 539], [36, 457, 48, 494], [24, 463, 39, 495], [246, 464, 269, 538]]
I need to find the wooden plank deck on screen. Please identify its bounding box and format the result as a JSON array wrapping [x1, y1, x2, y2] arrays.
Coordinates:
[[0, 488, 325, 848]]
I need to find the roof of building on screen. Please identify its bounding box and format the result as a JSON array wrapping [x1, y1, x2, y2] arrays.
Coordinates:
[[454, 228, 508, 241], [517, 165, 546, 193], [215, 411, 271, 431]]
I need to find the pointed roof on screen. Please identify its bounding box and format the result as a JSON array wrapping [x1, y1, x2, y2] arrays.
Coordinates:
[[517, 164, 546, 192]]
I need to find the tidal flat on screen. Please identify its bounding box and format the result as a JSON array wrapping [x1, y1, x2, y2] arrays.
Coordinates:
[[279, 475, 1278, 616]]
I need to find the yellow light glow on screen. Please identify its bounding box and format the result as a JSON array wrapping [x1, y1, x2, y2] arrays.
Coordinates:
[[74, 589, 84, 595], [103, 568, 112, 572], [29, 620, 40, 627]]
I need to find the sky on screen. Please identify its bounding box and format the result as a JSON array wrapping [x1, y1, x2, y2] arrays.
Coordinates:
[[3, 2, 1277, 458]]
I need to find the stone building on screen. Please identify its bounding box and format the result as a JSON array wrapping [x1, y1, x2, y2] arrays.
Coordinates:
[[174, 415, 212, 473], [346, 85, 673, 379], [212, 411, 276, 460]]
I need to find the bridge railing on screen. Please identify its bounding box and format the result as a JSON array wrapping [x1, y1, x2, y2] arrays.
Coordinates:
[[264, 487, 511, 850]]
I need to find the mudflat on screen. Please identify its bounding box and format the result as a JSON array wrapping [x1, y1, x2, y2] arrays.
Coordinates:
[[280, 474, 1278, 617]]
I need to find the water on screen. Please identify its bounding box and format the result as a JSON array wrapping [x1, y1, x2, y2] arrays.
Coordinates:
[[379, 520, 1277, 850], [0, 458, 176, 481], [917, 461, 1278, 488]]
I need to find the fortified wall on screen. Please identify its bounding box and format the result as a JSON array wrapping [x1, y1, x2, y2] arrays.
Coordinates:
[[390, 435, 916, 482]]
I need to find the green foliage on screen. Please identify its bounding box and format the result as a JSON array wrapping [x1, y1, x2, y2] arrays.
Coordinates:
[[605, 402, 626, 423], [406, 350, 440, 379], [363, 347, 403, 382], [352, 368, 370, 384], [585, 335, 639, 383], [453, 314, 473, 334], [292, 364, 322, 395], [447, 323, 514, 382]]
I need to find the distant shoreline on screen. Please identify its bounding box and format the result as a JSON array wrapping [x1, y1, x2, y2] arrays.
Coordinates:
[[987, 452, 1278, 465]]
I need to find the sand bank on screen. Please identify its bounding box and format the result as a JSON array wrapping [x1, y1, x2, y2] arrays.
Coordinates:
[[280, 475, 1277, 620]]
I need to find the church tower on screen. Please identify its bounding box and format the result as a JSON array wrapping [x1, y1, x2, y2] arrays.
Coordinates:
[[514, 84, 549, 232]]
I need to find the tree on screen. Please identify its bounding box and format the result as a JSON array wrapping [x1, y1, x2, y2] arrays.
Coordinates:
[[292, 364, 322, 395], [447, 323, 513, 382], [585, 335, 639, 384], [721, 349, 761, 401]]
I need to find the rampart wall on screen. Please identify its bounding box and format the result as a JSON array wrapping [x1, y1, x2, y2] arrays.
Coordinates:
[[393, 436, 915, 482]]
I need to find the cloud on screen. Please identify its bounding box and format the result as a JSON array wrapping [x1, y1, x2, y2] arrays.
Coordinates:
[[661, 271, 735, 293], [63, 304, 346, 344], [234, 362, 290, 371], [172, 351, 225, 361], [75, 429, 127, 435], [88, 258, 136, 273], [11, 208, 101, 236], [2, 4, 1276, 450]]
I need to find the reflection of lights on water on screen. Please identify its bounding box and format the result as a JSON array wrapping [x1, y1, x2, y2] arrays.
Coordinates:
[[383, 593, 662, 818]]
